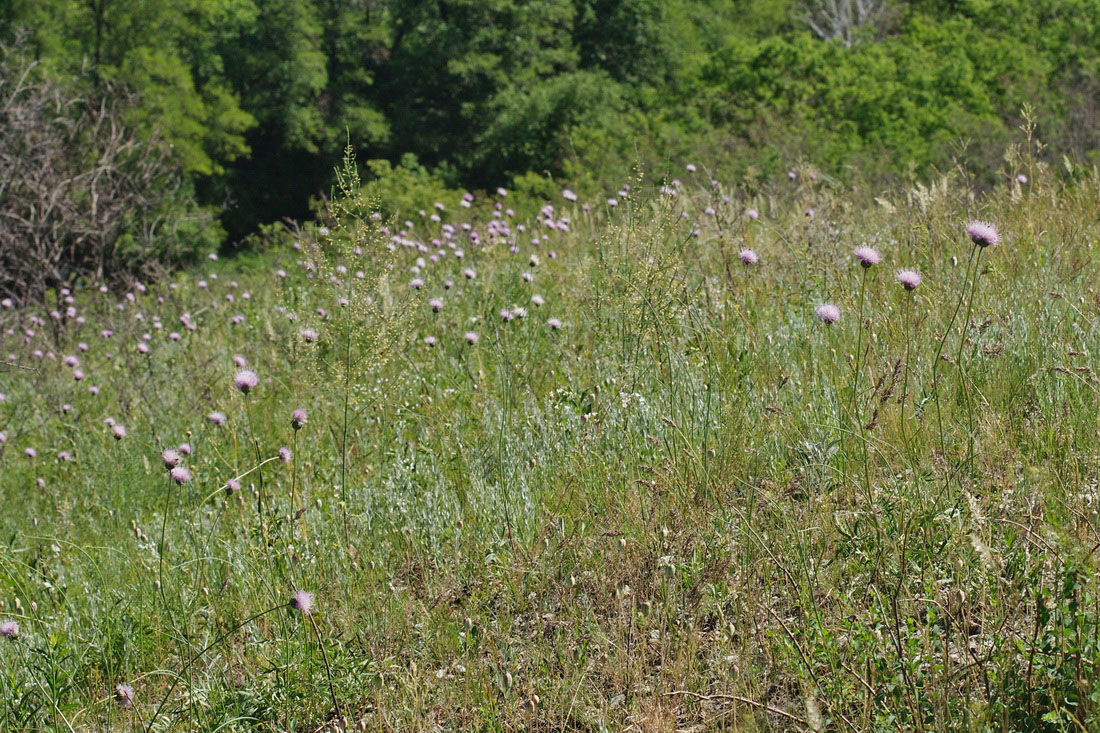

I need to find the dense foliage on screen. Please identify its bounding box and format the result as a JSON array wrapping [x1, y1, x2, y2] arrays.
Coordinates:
[[7, 0, 1100, 250]]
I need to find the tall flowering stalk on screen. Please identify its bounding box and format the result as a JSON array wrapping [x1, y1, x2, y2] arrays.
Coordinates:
[[896, 269, 922, 452], [957, 222, 999, 458]]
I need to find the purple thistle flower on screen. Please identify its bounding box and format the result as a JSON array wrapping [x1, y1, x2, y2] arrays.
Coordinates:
[[234, 370, 259, 394], [738, 249, 759, 265], [290, 590, 314, 614], [233, 355, 247, 367], [428, 298, 443, 312], [0, 620, 18, 638], [464, 332, 479, 345], [178, 443, 191, 456], [746, 208, 760, 220], [816, 304, 841, 324], [299, 328, 318, 342], [162, 449, 181, 468], [562, 189, 578, 202], [463, 268, 476, 280], [278, 447, 291, 463], [225, 478, 241, 494], [896, 269, 922, 290], [291, 409, 307, 430], [170, 466, 190, 484], [853, 246, 881, 268], [966, 221, 1000, 248], [112, 424, 127, 440], [72, 368, 85, 381], [424, 336, 438, 347], [410, 278, 425, 290], [531, 294, 545, 307], [547, 318, 562, 330], [207, 411, 227, 426], [24, 447, 36, 458], [115, 683, 134, 708]]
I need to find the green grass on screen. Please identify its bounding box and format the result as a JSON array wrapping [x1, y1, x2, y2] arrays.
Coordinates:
[[3, 145, 1100, 731]]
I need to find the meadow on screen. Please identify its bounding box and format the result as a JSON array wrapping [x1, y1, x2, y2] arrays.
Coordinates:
[[3, 137, 1100, 731]]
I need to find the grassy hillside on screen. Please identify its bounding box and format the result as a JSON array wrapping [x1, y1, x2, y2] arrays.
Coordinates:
[[3, 139, 1100, 730]]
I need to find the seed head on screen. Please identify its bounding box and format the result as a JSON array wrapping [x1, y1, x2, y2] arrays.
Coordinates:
[[896, 269, 922, 290], [816, 304, 840, 324], [291, 409, 307, 430], [161, 449, 181, 468], [115, 683, 134, 708], [853, 246, 881, 268], [234, 370, 259, 394], [966, 221, 1000, 248], [290, 590, 314, 614]]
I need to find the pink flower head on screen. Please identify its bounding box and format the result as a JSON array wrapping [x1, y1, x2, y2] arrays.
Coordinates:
[[207, 411, 227, 426], [162, 449, 181, 468], [428, 298, 443, 312], [115, 683, 134, 708], [816, 304, 841, 324], [299, 328, 318, 342], [278, 446, 291, 463], [738, 249, 759, 265], [233, 355, 247, 367], [424, 335, 437, 347], [410, 278, 424, 290], [0, 620, 18, 638], [24, 447, 36, 458], [966, 221, 999, 248], [170, 466, 191, 484], [234, 369, 259, 394], [178, 442, 191, 456], [464, 331, 479, 345], [291, 409, 307, 430], [225, 478, 241, 494], [290, 590, 314, 614], [531, 294, 544, 307], [547, 318, 562, 330], [853, 246, 881, 268], [112, 424, 127, 440], [463, 268, 476, 280], [562, 189, 578, 202], [896, 269, 922, 290]]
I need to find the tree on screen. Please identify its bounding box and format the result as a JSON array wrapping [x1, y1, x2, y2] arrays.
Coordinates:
[[0, 34, 217, 302]]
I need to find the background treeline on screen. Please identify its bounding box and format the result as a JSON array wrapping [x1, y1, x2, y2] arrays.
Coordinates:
[[4, 0, 1100, 257]]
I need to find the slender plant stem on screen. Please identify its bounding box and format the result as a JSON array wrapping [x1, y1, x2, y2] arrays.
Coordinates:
[[930, 245, 978, 454], [146, 606, 282, 731], [307, 613, 342, 718], [955, 246, 985, 462]]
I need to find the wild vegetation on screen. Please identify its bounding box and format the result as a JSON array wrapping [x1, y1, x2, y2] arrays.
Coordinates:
[[4, 122, 1100, 729], [6, 0, 1100, 276]]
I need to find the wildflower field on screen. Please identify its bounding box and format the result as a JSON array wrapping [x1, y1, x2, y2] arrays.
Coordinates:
[[4, 139, 1100, 731]]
